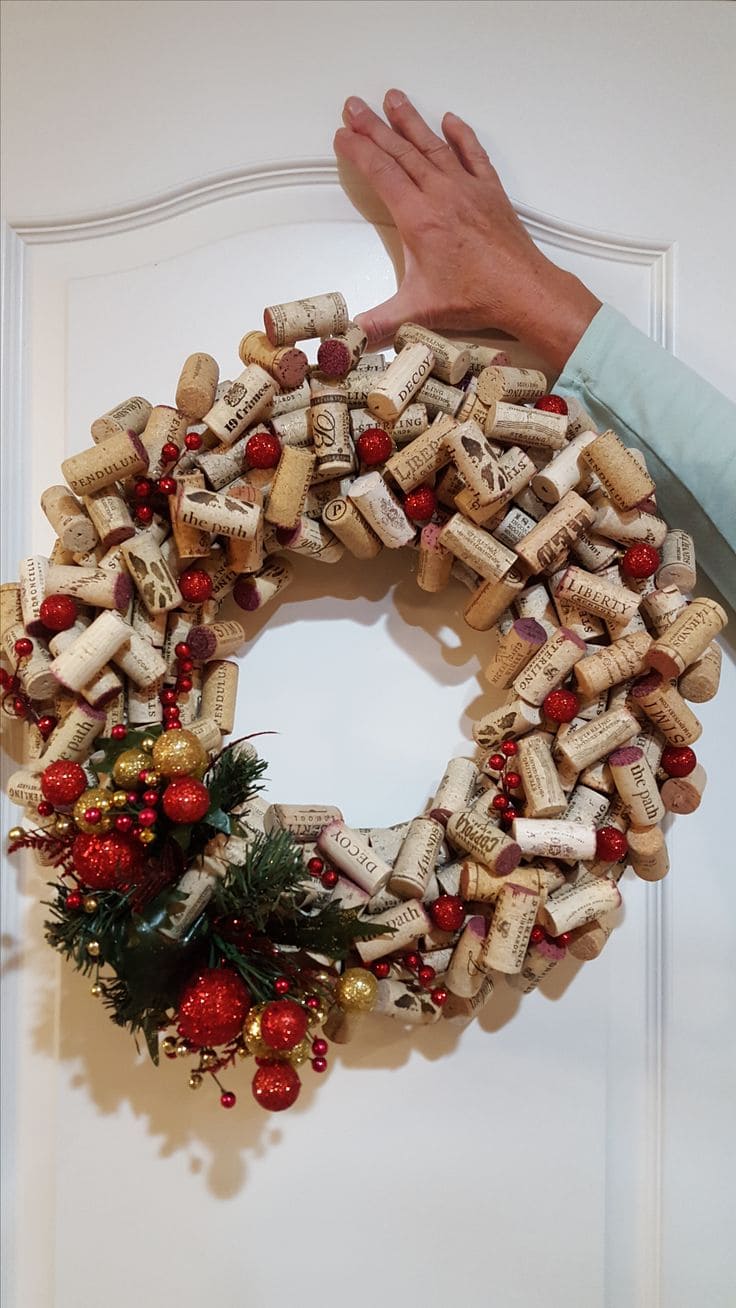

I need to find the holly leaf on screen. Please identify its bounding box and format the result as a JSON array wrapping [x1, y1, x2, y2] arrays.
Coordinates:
[[204, 805, 231, 835]]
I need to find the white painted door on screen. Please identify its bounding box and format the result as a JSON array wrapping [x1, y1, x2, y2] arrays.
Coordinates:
[[2, 4, 734, 1307]]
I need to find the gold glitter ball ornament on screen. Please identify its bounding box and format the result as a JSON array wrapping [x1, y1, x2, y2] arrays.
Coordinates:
[[72, 789, 113, 833], [151, 729, 208, 778], [243, 1004, 270, 1057], [335, 968, 378, 1013], [111, 748, 150, 788], [288, 1038, 312, 1066]]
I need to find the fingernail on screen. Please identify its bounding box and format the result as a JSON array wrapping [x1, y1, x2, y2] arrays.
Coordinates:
[[385, 89, 407, 110], [444, 111, 459, 123], [345, 96, 368, 120]]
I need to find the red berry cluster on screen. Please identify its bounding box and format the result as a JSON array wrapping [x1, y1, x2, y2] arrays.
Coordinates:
[[306, 856, 339, 891], [486, 739, 523, 826], [0, 641, 58, 740], [131, 432, 202, 525], [378, 951, 448, 1007]]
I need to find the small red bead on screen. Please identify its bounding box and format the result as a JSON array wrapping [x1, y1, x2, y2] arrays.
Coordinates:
[[246, 430, 282, 469], [37, 800, 54, 817], [542, 688, 580, 723], [165, 721, 182, 731], [114, 815, 133, 834], [178, 658, 194, 674], [65, 891, 83, 911], [321, 869, 339, 889], [505, 771, 522, 790], [404, 952, 421, 971], [556, 932, 573, 948], [163, 705, 180, 721], [311, 1057, 328, 1074], [312, 1038, 328, 1056], [488, 753, 505, 772], [371, 960, 391, 979], [356, 428, 392, 466], [220, 1091, 237, 1109], [11, 696, 28, 717], [160, 688, 178, 705], [158, 476, 176, 497], [177, 677, 193, 695], [621, 543, 660, 579], [502, 803, 518, 820], [178, 569, 213, 604], [84, 807, 101, 825], [111, 724, 127, 740], [305, 996, 320, 1010], [418, 965, 436, 988], [661, 745, 697, 778], [500, 740, 518, 757], [160, 442, 180, 464], [174, 643, 191, 660], [307, 857, 324, 877], [142, 789, 159, 806], [14, 638, 33, 658], [133, 478, 153, 500], [534, 394, 568, 415], [404, 486, 437, 523], [492, 793, 509, 811], [430, 986, 449, 1006], [595, 826, 629, 863], [137, 808, 157, 828], [274, 977, 291, 995], [184, 432, 203, 451], [36, 714, 58, 740], [135, 504, 154, 525], [529, 924, 546, 945], [126, 792, 138, 804]]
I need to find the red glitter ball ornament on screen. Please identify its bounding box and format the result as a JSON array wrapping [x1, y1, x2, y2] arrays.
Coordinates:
[[621, 543, 660, 579], [177, 967, 252, 1047], [404, 486, 437, 522], [534, 394, 568, 415], [40, 759, 88, 807], [661, 745, 697, 778], [260, 999, 309, 1052], [356, 427, 392, 466], [543, 688, 580, 723], [71, 831, 143, 891], [246, 430, 282, 469], [252, 1061, 301, 1112], [178, 568, 213, 604], [39, 594, 78, 632], [595, 826, 629, 863], [162, 776, 210, 823], [429, 895, 465, 932]]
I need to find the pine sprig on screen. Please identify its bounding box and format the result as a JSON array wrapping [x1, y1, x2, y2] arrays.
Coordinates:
[[205, 741, 268, 815], [271, 899, 391, 960], [212, 828, 307, 929], [44, 886, 132, 972]]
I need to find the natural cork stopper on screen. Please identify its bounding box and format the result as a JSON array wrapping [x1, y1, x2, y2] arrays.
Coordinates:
[[580, 429, 656, 510], [175, 354, 220, 420]]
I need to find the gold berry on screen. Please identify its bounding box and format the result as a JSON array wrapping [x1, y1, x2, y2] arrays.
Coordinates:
[[86, 941, 101, 958], [112, 791, 128, 808], [72, 788, 113, 834], [83, 896, 99, 914], [140, 736, 155, 753], [138, 829, 156, 845], [188, 1073, 203, 1089], [53, 816, 72, 836], [90, 982, 102, 998], [161, 1036, 178, 1056], [8, 826, 25, 843]]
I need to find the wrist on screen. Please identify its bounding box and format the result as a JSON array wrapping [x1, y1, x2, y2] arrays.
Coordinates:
[[512, 259, 601, 374]]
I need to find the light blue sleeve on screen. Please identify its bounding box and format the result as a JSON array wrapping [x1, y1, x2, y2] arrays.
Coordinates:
[[555, 304, 736, 609]]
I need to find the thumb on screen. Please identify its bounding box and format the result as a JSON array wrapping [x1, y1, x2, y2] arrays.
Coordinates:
[[355, 293, 407, 349]]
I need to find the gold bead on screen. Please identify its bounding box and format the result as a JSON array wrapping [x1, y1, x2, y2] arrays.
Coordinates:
[[138, 829, 155, 845], [236, 1044, 249, 1060], [141, 769, 161, 787], [53, 816, 72, 836], [200, 1050, 219, 1069], [111, 748, 149, 789], [83, 896, 98, 914], [8, 826, 25, 843], [188, 1073, 203, 1089], [112, 791, 128, 809], [152, 729, 207, 778], [90, 982, 102, 998], [161, 1036, 178, 1056], [335, 967, 378, 1013], [86, 941, 101, 958], [140, 736, 155, 754], [176, 1038, 192, 1057]]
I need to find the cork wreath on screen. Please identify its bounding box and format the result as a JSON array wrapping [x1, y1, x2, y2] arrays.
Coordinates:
[[2, 291, 727, 1115]]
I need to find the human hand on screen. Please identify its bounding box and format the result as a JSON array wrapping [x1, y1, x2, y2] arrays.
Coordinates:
[[334, 91, 600, 371]]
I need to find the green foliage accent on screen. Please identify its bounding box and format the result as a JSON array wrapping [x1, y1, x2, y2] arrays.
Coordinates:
[[271, 900, 390, 960], [204, 740, 268, 816], [44, 886, 132, 972], [91, 725, 163, 775], [211, 828, 309, 929]]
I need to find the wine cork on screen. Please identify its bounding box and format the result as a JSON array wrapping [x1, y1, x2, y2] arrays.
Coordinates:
[[456, 384, 488, 429], [277, 516, 343, 564], [473, 698, 541, 750], [79, 663, 124, 709], [554, 566, 641, 623], [40, 698, 107, 764], [186, 716, 223, 756], [485, 400, 567, 451], [2, 622, 56, 700], [640, 585, 688, 637], [81, 486, 135, 549], [384, 414, 454, 492], [571, 530, 620, 573], [626, 824, 669, 881], [417, 376, 465, 417], [493, 507, 537, 549], [512, 626, 587, 705], [394, 323, 469, 385], [455, 446, 537, 525], [457, 344, 509, 374], [7, 769, 47, 813], [439, 513, 516, 583], [513, 492, 596, 573], [319, 496, 381, 561], [549, 569, 605, 642], [631, 672, 702, 746], [564, 919, 612, 961], [140, 405, 189, 478], [537, 875, 621, 936], [90, 395, 152, 443], [19, 555, 50, 636], [592, 496, 667, 548], [264, 292, 349, 347], [390, 403, 430, 444], [660, 763, 707, 815], [462, 567, 526, 631], [389, 818, 445, 899], [232, 559, 293, 612], [608, 745, 665, 826], [224, 484, 265, 572], [177, 488, 260, 541], [239, 330, 308, 390], [62, 429, 148, 496], [563, 783, 610, 828], [428, 756, 478, 822], [655, 529, 696, 592], [580, 430, 655, 510], [484, 617, 547, 689], [168, 472, 211, 561], [309, 377, 354, 478], [443, 418, 507, 504], [174, 353, 220, 420], [316, 821, 392, 896], [195, 435, 252, 489], [40, 486, 99, 554], [203, 367, 276, 445], [445, 917, 487, 997], [108, 626, 167, 689], [647, 597, 727, 679], [513, 483, 547, 522], [531, 430, 598, 505], [45, 563, 132, 612], [0, 582, 22, 637], [265, 805, 344, 841], [573, 632, 653, 698], [446, 808, 521, 874], [460, 859, 563, 903], [120, 535, 182, 614], [475, 366, 546, 406], [515, 581, 557, 630], [372, 979, 441, 1023], [49, 610, 131, 692], [348, 472, 415, 548], [265, 380, 311, 420], [264, 446, 316, 529], [199, 660, 238, 734], [555, 706, 638, 772], [516, 734, 567, 818], [413, 523, 451, 592], [506, 938, 567, 993], [317, 322, 367, 379], [480, 880, 541, 974], [679, 642, 722, 703], [367, 344, 435, 423], [183, 620, 242, 663]]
